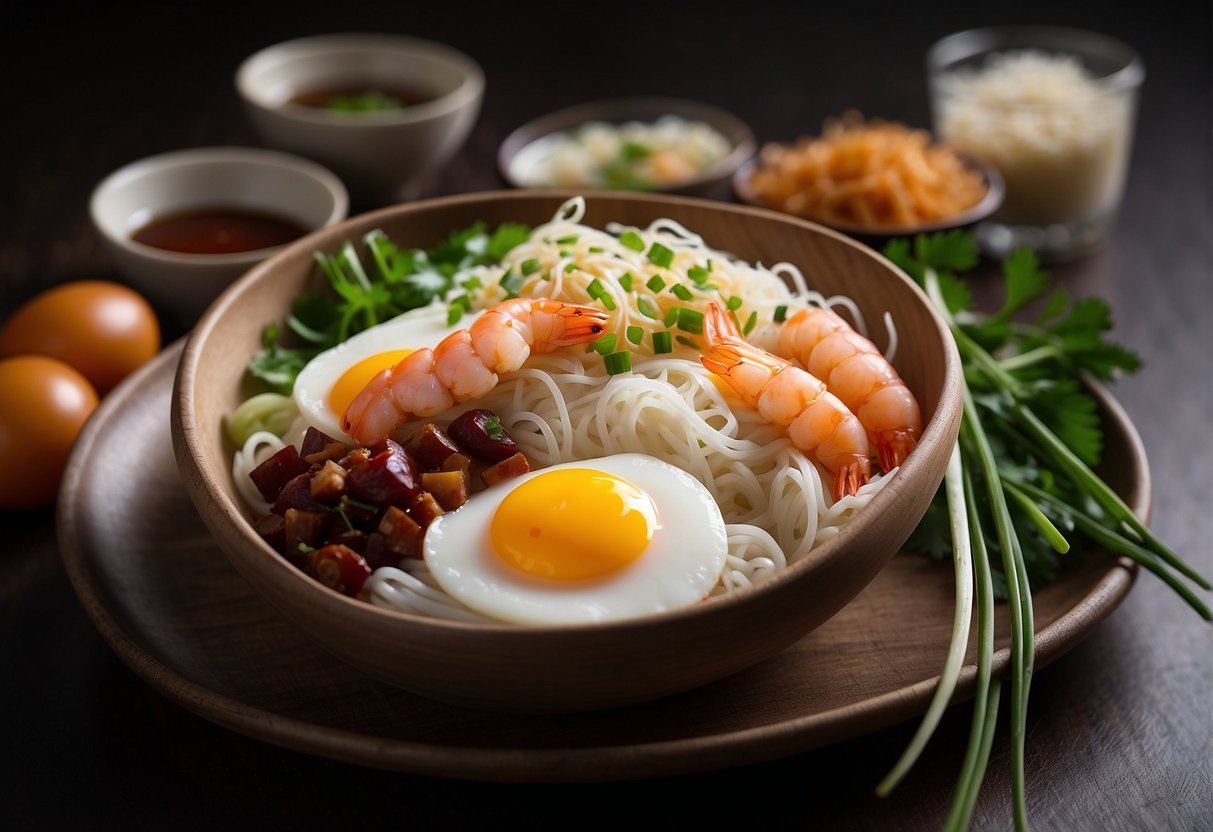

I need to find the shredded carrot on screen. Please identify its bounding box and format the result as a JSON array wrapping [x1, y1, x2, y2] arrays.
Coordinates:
[[746, 112, 987, 228]]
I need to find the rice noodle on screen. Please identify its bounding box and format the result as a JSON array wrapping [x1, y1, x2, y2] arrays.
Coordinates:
[[355, 198, 894, 621]]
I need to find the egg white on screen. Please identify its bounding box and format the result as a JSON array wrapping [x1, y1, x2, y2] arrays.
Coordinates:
[[423, 453, 729, 625], [292, 303, 483, 441]]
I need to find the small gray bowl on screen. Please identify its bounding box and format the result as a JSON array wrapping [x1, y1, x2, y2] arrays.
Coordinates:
[[237, 33, 484, 208], [498, 97, 756, 200], [89, 146, 348, 325]]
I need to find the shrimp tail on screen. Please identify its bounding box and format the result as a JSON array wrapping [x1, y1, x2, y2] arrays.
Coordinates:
[[834, 459, 871, 501], [877, 430, 918, 471], [703, 301, 742, 345]]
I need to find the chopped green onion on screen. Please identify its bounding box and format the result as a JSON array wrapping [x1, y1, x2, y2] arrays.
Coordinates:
[[590, 333, 617, 355], [676, 308, 705, 335], [603, 350, 632, 375], [586, 278, 606, 298], [620, 230, 645, 251], [742, 310, 758, 336], [461, 276, 482, 291], [647, 242, 675, 269], [636, 296, 660, 320], [726, 295, 743, 311], [663, 307, 681, 327], [626, 325, 644, 345], [564, 263, 577, 273], [670, 283, 694, 301], [652, 330, 673, 354], [559, 249, 570, 257], [499, 271, 523, 297], [646, 275, 666, 292], [589, 245, 605, 253], [618, 272, 634, 291], [688, 265, 710, 284], [521, 258, 542, 275], [774, 304, 788, 323], [556, 234, 579, 245], [675, 335, 700, 350], [446, 294, 471, 325]]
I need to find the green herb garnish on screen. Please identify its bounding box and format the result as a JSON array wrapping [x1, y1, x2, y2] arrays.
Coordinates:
[[676, 307, 704, 335], [325, 90, 406, 114], [646, 275, 666, 292], [619, 230, 645, 252], [876, 230, 1208, 832], [636, 296, 661, 320], [670, 283, 694, 301], [603, 350, 632, 375], [626, 325, 644, 346], [726, 295, 743, 311], [774, 304, 788, 322], [483, 414, 504, 442], [248, 222, 531, 392], [652, 330, 673, 354], [741, 310, 758, 336], [647, 242, 675, 269], [521, 258, 542, 275], [618, 272, 634, 291], [687, 265, 710, 284], [589, 333, 617, 355]]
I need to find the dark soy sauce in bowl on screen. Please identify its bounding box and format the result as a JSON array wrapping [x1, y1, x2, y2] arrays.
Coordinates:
[[131, 208, 308, 254]]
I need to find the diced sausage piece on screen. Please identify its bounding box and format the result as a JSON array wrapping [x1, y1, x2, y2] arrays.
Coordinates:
[[409, 491, 445, 528], [253, 513, 286, 552], [377, 506, 422, 557], [481, 452, 530, 487], [404, 423, 461, 469], [309, 460, 347, 503], [249, 445, 308, 502], [448, 409, 521, 463], [421, 470, 469, 511], [339, 447, 372, 469], [284, 508, 327, 565], [301, 427, 351, 465], [307, 544, 372, 597], [440, 452, 472, 475], [346, 438, 421, 507], [361, 532, 397, 571], [272, 472, 325, 515]]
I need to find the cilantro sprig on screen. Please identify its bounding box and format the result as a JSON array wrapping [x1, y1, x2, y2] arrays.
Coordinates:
[[878, 231, 1209, 832], [248, 222, 531, 393]]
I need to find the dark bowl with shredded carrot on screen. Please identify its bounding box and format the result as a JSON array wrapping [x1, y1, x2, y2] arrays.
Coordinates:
[[734, 113, 1004, 240]]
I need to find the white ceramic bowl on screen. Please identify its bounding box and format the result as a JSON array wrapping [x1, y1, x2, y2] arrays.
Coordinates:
[[236, 33, 485, 208], [90, 146, 348, 324]]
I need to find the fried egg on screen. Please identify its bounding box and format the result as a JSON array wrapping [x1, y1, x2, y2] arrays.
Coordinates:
[[424, 453, 728, 624], [293, 303, 483, 441]]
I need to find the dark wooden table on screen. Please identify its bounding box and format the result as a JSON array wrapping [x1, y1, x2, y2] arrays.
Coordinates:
[[3, 2, 1209, 828]]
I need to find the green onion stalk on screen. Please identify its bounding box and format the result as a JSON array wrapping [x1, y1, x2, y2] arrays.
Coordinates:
[[878, 263, 1210, 832]]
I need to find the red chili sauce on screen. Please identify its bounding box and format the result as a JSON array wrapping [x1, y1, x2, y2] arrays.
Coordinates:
[[131, 208, 308, 254]]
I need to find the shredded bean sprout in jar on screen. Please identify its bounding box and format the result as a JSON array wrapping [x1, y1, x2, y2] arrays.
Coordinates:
[[933, 49, 1137, 226]]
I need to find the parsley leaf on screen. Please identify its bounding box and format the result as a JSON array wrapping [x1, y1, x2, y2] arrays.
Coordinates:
[[248, 221, 532, 392]]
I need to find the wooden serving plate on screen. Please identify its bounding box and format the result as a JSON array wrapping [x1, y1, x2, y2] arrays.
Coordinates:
[[58, 342, 1145, 782]]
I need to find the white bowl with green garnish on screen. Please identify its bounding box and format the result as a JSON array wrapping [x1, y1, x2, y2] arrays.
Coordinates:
[[498, 98, 756, 199], [236, 33, 484, 209]]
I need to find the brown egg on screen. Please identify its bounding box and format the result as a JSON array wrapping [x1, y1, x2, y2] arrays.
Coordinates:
[[0, 280, 160, 395]]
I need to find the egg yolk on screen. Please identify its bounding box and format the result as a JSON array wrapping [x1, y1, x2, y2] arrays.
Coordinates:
[[328, 350, 414, 417], [491, 468, 659, 581]]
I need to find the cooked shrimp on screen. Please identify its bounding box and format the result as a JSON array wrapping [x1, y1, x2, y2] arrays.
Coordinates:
[[701, 303, 870, 500], [341, 299, 608, 445], [775, 306, 921, 471]]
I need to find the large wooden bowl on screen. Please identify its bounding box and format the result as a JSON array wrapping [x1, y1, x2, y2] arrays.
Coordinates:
[[172, 191, 963, 713]]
